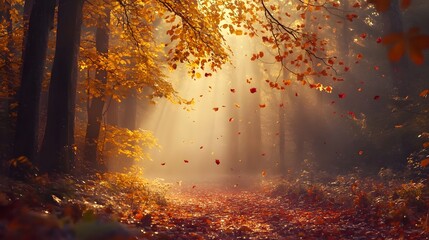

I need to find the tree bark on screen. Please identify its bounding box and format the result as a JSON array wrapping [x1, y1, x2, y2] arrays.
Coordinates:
[[39, 0, 84, 173], [84, 9, 110, 169], [13, 0, 56, 162]]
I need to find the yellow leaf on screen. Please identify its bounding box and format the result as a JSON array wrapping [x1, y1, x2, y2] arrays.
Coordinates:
[[421, 158, 429, 167], [195, 72, 201, 78], [235, 29, 243, 35]]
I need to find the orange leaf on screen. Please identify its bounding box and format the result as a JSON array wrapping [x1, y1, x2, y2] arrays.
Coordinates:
[[259, 104, 266, 108], [423, 142, 429, 148], [419, 89, 429, 98], [213, 107, 219, 111], [388, 42, 406, 62], [421, 158, 429, 167]]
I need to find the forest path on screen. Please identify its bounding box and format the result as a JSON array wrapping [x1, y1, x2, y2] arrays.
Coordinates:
[[138, 184, 424, 239]]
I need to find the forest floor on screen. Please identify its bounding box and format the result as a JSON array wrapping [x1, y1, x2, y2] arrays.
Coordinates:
[[140, 182, 429, 239], [2, 171, 429, 239]]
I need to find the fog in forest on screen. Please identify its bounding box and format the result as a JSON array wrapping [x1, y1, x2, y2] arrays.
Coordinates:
[[129, 0, 429, 186]]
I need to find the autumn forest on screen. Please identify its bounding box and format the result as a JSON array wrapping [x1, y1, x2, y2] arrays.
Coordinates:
[[1, 0, 429, 239]]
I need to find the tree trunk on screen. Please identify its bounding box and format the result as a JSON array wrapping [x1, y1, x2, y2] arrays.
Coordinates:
[[84, 9, 110, 169], [13, 0, 56, 162], [39, 0, 84, 173]]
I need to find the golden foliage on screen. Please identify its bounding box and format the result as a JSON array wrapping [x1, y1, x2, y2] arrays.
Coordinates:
[[99, 125, 159, 163]]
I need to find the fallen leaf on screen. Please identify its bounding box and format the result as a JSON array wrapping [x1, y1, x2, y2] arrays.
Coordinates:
[[421, 158, 429, 167]]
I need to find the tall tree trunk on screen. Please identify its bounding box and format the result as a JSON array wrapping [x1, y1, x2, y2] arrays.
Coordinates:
[[39, 0, 84, 173], [13, 0, 56, 162], [84, 9, 110, 169]]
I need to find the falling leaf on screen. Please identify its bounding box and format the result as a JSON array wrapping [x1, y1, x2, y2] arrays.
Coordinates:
[[261, 170, 266, 177], [200, 146, 203, 149], [368, 0, 391, 12], [229, 117, 234, 122], [358, 150, 364, 155], [235, 103, 240, 108], [279, 103, 284, 107], [230, 88, 236, 93], [192, 185, 196, 189], [421, 158, 429, 167], [259, 104, 266, 108], [161, 162, 166, 166], [395, 124, 404, 128], [374, 95, 380, 100], [376, 37, 382, 43], [184, 160, 189, 163], [420, 89, 429, 98], [213, 107, 219, 111], [250, 88, 257, 93], [215, 159, 220, 165], [401, 0, 412, 10], [295, 92, 298, 97], [360, 33, 367, 39], [338, 93, 346, 99]]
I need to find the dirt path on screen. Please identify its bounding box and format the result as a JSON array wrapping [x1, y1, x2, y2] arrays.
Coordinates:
[[138, 185, 428, 239]]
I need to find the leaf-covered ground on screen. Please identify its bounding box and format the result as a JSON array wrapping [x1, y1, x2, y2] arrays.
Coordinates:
[[2, 171, 429, 239], [140, 182, 429, 239]]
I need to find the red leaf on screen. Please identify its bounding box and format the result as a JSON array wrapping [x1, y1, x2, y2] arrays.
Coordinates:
[[279, 103, 284, 107], [250, 88, 257, 93], [184, 160, 189, 163], [360, 33, 367, 39], [213, 107, 219, 111], [259, 104, 266, 108], [338, 93, 346, 99], [376, 37, 382, 43], [358, 150, 364, 155], [401, 0, 411, 10], [374, 95, 380, 100], [215, 159, 220, 165]]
